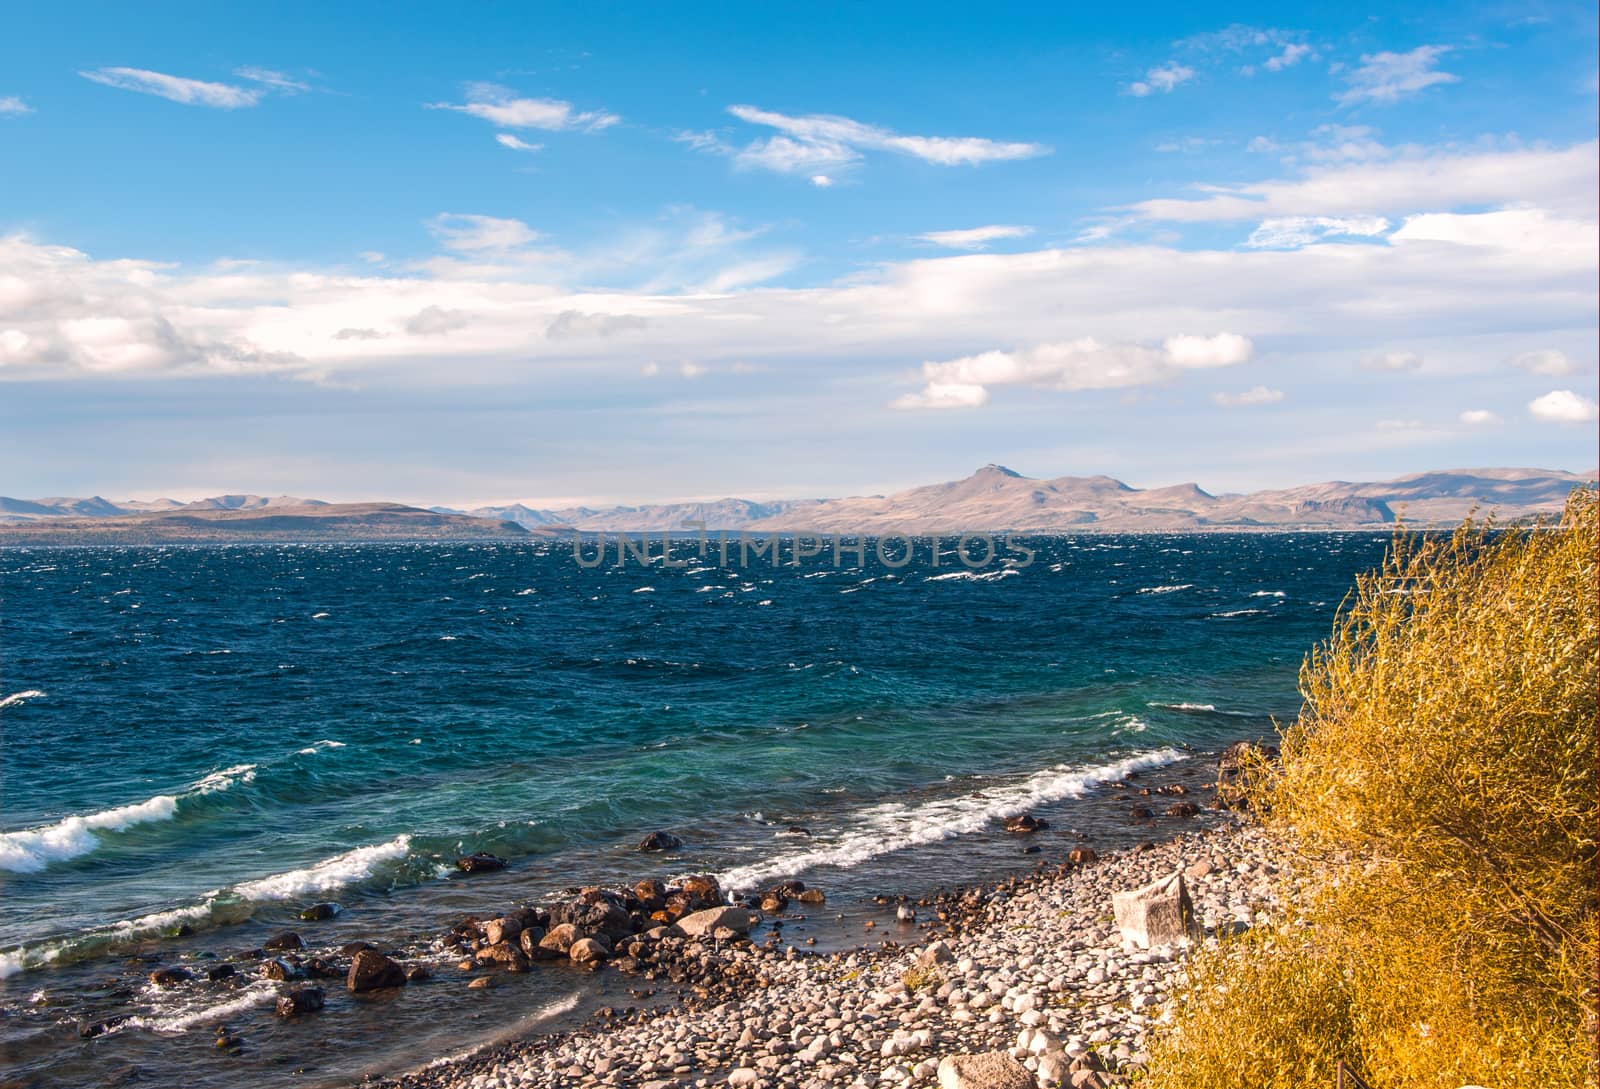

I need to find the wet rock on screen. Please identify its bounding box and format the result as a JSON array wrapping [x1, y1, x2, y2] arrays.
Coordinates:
[[796, 888, 826, 905], [1128, 806, 1154, 821], [405, 964, 432, 983], [632, 878, 668, 912], [274, 986, 325, 1018], [1068, 847, 1099, 865], [539, 923, 583, 955], [475, 942, 530, 970], [147, 966, 192, 987], [569, 937, 610, 963], [519, 926, 554, 959], [455, 852, 507, 874], [262, 930, 304, 951], [482, 916, 523, 946], [637, 830, 683, 852], [467, 976, 492, 989], [301, 956, 346, 980], [79, 1015, 130, 1039], [204, 964, 236, 982], [1113, 871, 1199, 949], [786, 825, 811, 836], [339, 941, 379, 956], [1166, 801, 1202, 818], [346, 949, 407, 992], [677, 874, 722, 908], [1003, 814, 1049, 834], [936, 1051, 1034, 1089], [551, 894, 634, 941], [259, 958, 298, 982], [298, 903, 340, 922]]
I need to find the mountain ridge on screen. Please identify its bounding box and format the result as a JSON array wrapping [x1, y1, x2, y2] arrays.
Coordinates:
[[2, 466, 1592, 540]]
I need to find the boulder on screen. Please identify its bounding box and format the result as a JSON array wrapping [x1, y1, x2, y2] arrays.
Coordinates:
[[936, 1052, 1034, 1089], [1112, 871, 1199, 949], [633, 878, 668, 912], [919, 940, 955, 966], [539, 923, 583, 955], [676, 906, 755, 937], [1166, 801, 1202, 818], [551, 895, 634, 941], [797, 888, 825, 904], [346, 949, 407, 992], [482, 916, 523, 946], [263, 931, 304, 951], [274, 986, 325, 1017], [518, 926, 554, 959], [1002, 814, 1049, 834], [298, 903, 340, 921], [569, 937, 610, 963], [1067, 847, 1098, 865], [259, 958, 298, 981], [475, 942, 529, 969], [204, 964, 236, 982], [637, 830, 683, 852], [677, 874, 722, 907], [455, 852, 507, 874], [148, 966, 193, 987]]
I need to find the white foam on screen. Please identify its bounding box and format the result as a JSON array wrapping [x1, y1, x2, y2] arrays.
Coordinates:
[[926, 569, 1020, 583], [294, 740, 346, 755], [1249, 590, 1286, 598], [0, 689, 45, 710], [1211, 608, 1266, 617], [232, 835, 412, 901], [715, 748, 1184, 892], [632, 586, 655, 593], [1136, 584, 1194, 594], [1148, 701, 1217, 712], [0, 794, 178, 874], [124, 980, 280, 1034]]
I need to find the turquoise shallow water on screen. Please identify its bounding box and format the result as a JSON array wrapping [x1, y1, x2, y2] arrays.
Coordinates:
[[0, 533, 1390, 1087]]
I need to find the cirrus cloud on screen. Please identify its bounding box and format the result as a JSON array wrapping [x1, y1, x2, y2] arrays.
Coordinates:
[[79, 67, 262, 109]]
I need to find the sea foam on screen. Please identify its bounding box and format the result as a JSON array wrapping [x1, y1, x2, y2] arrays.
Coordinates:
[[715, 748, 1183, 892]]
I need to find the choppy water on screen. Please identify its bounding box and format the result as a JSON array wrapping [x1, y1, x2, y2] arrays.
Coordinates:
[[0, 534, 1390, 1087]]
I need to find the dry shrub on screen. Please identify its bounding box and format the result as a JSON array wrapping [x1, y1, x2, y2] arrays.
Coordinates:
[[1149, 488, 1597, 1089]]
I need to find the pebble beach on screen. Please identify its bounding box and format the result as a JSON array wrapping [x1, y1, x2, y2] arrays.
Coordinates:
[[383, 816, 1285, 1089]]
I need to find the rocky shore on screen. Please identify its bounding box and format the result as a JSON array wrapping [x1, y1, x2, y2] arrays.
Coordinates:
[[373, 814, 1284, 1089]]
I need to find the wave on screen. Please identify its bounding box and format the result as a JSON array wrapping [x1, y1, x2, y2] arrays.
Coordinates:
[[122, 980, 281, 1035], [1148, 701, 1216, 712], [1136, 584, 1194, 594], [925, 569, 1020, 583], [232, 835, 414, 900], [1211, 608, 1267, 618], [294, 739, 347, 755], [0, 835, 419, 979], [0, 764, 256, 874], [715, 748, 1183, 892], [0, 689, 46, 710]]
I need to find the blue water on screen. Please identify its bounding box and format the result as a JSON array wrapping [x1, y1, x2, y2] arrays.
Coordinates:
[[0, 534, 1390, 1087]]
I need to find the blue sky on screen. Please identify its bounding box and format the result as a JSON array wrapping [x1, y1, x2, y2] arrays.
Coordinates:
[[0, 1, 1595, 504]]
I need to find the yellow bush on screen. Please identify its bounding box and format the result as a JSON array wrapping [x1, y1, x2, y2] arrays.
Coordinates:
[[1149, 488, 1597, 1089]]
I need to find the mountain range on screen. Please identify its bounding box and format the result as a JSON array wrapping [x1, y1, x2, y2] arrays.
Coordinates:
[[0, 466, 1590, 542]]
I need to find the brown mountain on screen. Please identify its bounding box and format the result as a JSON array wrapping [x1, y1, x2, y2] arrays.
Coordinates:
[[0, 502, 536, 543]]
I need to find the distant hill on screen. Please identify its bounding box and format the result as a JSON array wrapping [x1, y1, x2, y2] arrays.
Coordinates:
[[1, 466, 1591, 541], [0, 501, 536, 544]]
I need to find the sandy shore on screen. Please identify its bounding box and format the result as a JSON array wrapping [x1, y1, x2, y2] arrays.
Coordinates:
[[382, 818, 1283, 1089]]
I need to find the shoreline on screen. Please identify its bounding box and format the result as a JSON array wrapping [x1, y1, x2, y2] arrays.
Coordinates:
[[376, 813, 1279, 1089]]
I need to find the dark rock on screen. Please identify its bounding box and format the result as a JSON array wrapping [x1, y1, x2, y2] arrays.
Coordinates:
[[676, 874, 722, 908], [1128, 806, 1154, 820], [455, 852, 507, 874], [482, 916, 523, 946], [1166, 801, 1202, 818], [551, 893, 634, 941], [1067, 847, 1098, 865], [475, 942, 529, 969], [302, 956, 347, 979], [632, 878, 667, 912], [263, 931, 304, 951], [796, 888, 826, 904], [518, 926, 553, 959], [339, 941, 379, 956], [1003, 814, 1049, 834], [274, 986, 325, 1018], [637, 830, 683, 852], [405, 964, 432, 983], [204, 964, 237, 982], [148, 967, 193, 987], [298, 903, 340, 922], [346, 949, 407, 992], [259, 958, 298, 981], [786, 825, 811, 836], [79, 1015, 130, 1039]]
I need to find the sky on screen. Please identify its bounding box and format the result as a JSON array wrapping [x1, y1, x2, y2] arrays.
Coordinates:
[[0, 1, 1596, 506]]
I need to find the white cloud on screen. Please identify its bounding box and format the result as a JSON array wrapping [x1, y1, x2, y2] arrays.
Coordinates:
[[0, 96, 32, 115], [1128, 64, 1196, 97], [1213, 385, 1285, 406], [1131, 141, 1597, 224], [79, 67, 262, 109], [893, 333, 1252, 410], [810, 175, 834, 188], [710, 104, 1049, 178], [429, 83, 619, 132], [495, 134, 542, 152], [1337, 46, 1458, 106], [679, 361, 707, 378], [640, 362, 661, 377], [1458, 409, 1500, 425], [235, 67, 310, 94], [426, 213, 540, 253], [1363, 351, 1424, 371], [1376, 418, 1426, 430], [1245, 215, 1389, 248], [1528, 389, 1599, 423], [1263, 43, 1312, 71], [917, 225, 1034, 250], [890, 382, 990, 410], [1510, 348, 1575, 376], [545, 311, 649, 340]]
